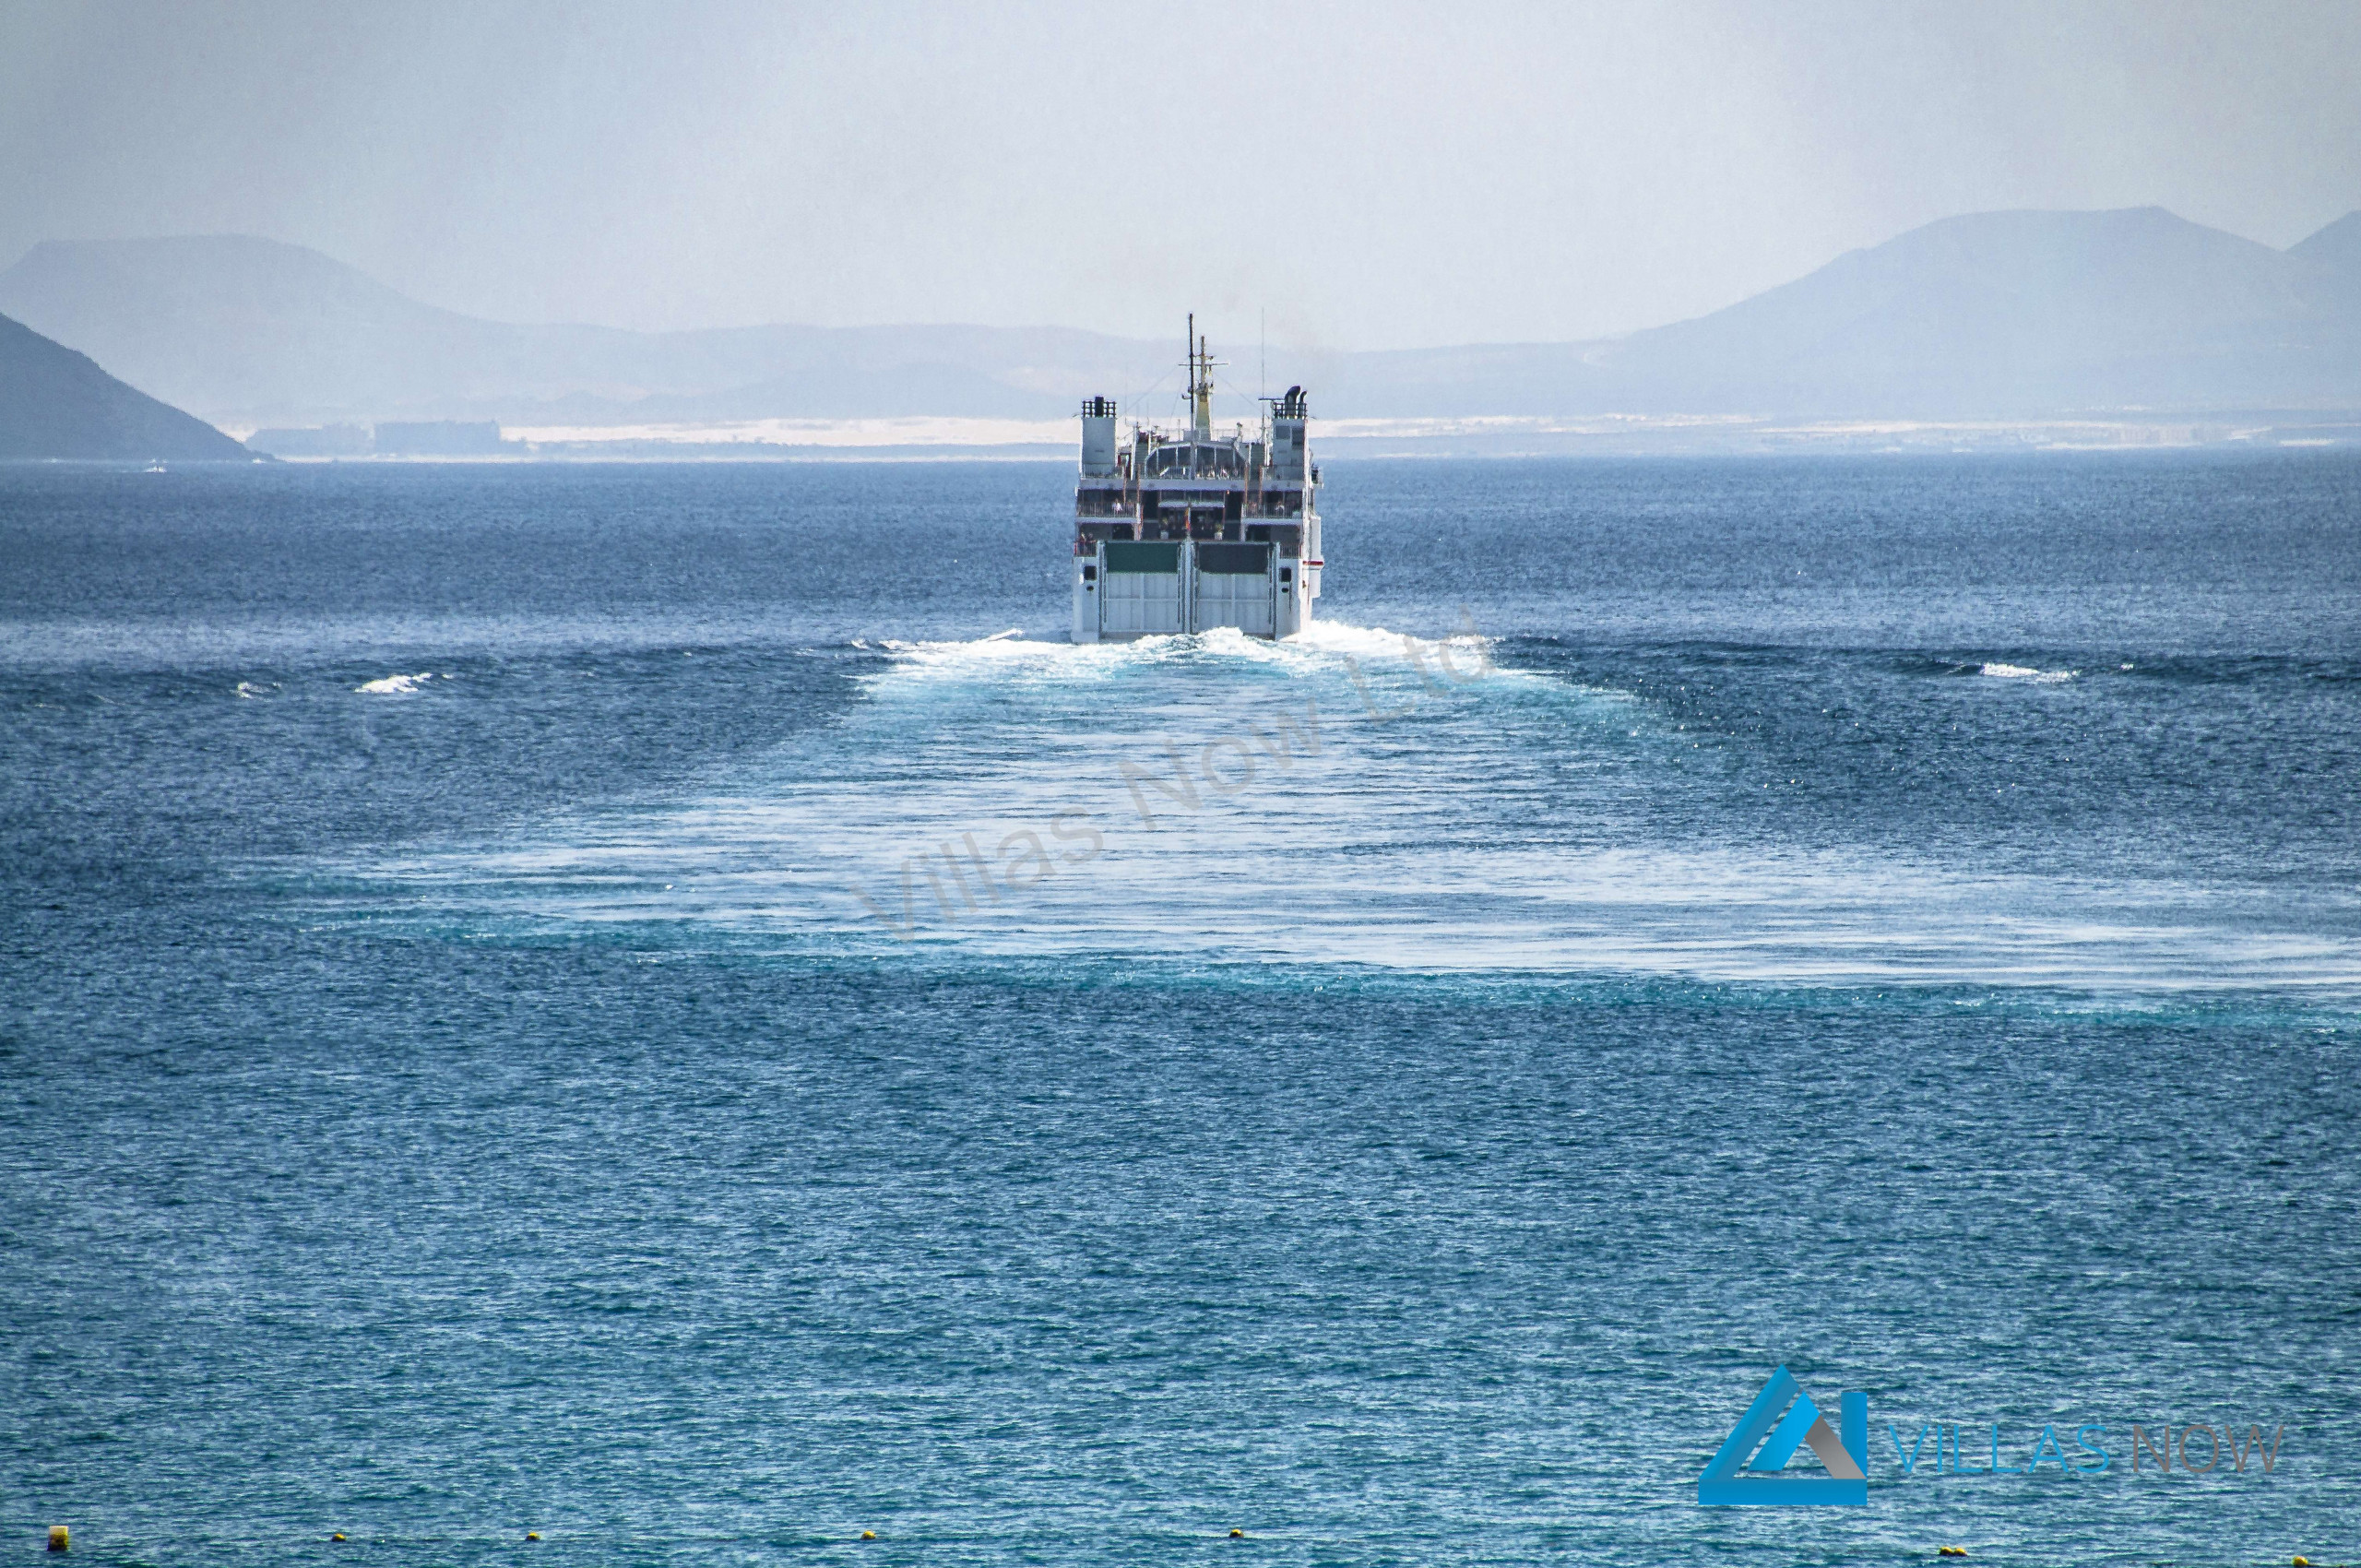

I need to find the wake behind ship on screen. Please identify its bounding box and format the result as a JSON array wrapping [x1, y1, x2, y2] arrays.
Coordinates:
[[1071, 321, 1323, 641]]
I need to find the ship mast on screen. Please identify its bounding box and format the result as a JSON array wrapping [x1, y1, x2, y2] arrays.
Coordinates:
[[1186, 313, 1216, 438]]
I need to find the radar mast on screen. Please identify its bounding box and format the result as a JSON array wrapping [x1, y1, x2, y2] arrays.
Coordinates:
[[1185, 313, 1219, 438]]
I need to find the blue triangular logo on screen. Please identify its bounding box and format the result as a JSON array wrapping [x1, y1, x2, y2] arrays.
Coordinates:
[[1698, 1366, 1868, 1505]]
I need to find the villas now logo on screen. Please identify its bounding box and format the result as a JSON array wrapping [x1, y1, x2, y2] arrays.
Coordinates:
[[1700, 1366, 1869, 1505]]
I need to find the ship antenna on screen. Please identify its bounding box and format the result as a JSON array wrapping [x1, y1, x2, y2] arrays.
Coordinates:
[[1186, 311, 1215, 438]]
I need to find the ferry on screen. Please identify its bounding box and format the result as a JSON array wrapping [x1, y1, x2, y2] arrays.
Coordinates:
[[1071, 319, 1323, 641]]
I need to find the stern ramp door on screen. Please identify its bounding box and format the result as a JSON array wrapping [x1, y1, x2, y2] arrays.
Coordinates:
[[1192, 542, 1274, 636], [1100, 540, 1183, 636]]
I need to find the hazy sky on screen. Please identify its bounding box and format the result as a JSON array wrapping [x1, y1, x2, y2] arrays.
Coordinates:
[[4, 1, 2357, 349]]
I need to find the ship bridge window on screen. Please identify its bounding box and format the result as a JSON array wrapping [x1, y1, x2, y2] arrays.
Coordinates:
[[1142, 443, 1246, 478]]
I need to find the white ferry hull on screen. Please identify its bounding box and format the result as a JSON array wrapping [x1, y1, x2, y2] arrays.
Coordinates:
[[1072, 539, 1317, 642], [1068, 334, 1323, 644]]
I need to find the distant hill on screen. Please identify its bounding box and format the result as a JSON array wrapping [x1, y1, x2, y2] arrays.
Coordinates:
[[2287, 210, 2361, 275], [0, 311, 251, 460], [0, 236, 1165, 428], [1324, 207, 2361, 418], [1585, 207, 2361, 416], [3, 211, 2357, 431]]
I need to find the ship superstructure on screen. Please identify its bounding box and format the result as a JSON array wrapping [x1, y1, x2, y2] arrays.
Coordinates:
[[1071, 319, 1322, 641]]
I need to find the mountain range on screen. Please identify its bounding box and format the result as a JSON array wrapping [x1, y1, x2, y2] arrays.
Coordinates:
[[0, 311, 251, 460], [2, 207, 2357, 437]]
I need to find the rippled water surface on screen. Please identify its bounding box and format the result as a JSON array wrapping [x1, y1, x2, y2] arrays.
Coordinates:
[[3, 457, 2357, 1566]]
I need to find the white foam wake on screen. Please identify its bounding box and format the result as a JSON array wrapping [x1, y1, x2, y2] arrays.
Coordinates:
[[331, 626, 2359, 1004], [354, 672, 446, 695]]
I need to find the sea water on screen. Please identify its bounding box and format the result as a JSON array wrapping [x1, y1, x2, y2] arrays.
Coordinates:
[[1, 456, 2355, 1565]]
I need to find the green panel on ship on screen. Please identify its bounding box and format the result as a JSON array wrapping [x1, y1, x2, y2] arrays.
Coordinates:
[[1104, 540, 1181, 574], [1196, 542, 1271, 575]]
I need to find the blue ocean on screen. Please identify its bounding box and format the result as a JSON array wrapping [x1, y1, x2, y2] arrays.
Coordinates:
[[2, 455, 2355, 1566]]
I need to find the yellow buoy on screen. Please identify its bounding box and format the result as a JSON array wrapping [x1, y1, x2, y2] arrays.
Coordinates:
[[2292, 1558, 2309, 1566], [330, 1534, 347, 1543], [860, 1530, 875, 1541], [47, 1526, 69, 1553], [1230, 1528, 1245, 1538], [1938, 1550, 1967, 1559], [525, 1532, 541, 1542]]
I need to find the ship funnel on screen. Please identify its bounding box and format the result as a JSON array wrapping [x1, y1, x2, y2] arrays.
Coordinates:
[[1269, 385, 1310, 484], [1080, 397, 1118, 478]]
